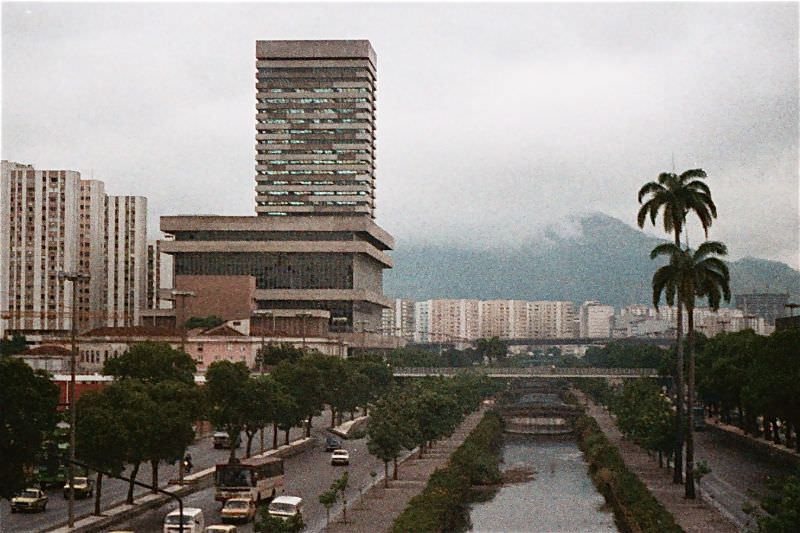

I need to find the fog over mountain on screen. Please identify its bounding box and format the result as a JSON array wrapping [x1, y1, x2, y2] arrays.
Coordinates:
[[383, 213, 800, 309]]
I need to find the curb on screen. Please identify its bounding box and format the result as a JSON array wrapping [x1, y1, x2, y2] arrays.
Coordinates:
[[329, 416, 370, 439]]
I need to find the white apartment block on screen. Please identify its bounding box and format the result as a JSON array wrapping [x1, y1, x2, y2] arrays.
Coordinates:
[[381, 298, 415, 340], [79, 180, 107, 330], [528, 300, 577, 338], [105, 196, 147, 327], [414, 299, 480, 344], [479, 300, 530, 339], [1, 161, 81, 335], [579, 301, 615, 337], [413, 300, 430, 342]]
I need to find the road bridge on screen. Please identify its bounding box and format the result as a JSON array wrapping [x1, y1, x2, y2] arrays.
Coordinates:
[[392, 367, 661, 378]]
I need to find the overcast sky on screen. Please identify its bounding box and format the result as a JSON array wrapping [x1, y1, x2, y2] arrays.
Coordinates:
[[2, 2, 798, 268]]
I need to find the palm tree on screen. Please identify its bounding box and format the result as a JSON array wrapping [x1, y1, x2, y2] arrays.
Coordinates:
[[637, 168, 716, 483], [651, 241, 730, 498]]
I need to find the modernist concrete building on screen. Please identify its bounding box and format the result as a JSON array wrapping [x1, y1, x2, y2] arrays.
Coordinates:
[[104, 196, 148, 327], [255, 40, 377, 217], [79, 179, 107, 330], [159, 215, 394, 343], [146, 243, 161, 310], [1, 161, 81, 336]]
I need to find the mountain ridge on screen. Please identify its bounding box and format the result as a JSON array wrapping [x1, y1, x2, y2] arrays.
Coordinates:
[[383, 213, 799, 308]]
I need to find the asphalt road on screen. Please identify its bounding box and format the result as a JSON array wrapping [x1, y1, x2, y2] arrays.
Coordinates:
[[694, 427, 788, 530], [115, 420, 384, 533], [0, 416, 327, 533]]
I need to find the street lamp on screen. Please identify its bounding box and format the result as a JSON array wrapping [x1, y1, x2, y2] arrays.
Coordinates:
[[58, 271, 89, 529], [331, 316, 348, 358], [254, 310, 276, 372], [171, 289, 194, 484]]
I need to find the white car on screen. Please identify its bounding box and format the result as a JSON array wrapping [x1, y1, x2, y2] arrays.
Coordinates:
[[164, 507, 205, 533], [268, 495, 303, 520], [330, 449, 349, 466]]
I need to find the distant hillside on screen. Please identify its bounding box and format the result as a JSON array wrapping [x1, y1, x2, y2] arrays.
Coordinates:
[[383, 213, 800, 309]]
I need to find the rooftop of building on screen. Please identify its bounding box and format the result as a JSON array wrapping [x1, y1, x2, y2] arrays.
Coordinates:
[[256, 39, 376, 67], [19, 345, 72, 356]]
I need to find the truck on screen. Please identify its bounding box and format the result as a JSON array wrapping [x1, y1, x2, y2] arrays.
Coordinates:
[[11, 488, 48, 513]]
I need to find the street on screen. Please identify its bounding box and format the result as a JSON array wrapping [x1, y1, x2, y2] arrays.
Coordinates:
[[115, 419, 384, 533], [0, 417, 324, 533]]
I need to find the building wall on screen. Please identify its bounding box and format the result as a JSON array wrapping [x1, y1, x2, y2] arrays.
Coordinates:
[[1, 161, 81, 334], [79, 180, 107, 331], [427, 299, 480, 342], [254, 40, 377, 217], [580, 301, 615, 337], [735, 292, 790, 326], [528, 301, 576, 338], [175, 275, 257, 323], [105, 196, 147, 326], [146, 242, 160, 310]]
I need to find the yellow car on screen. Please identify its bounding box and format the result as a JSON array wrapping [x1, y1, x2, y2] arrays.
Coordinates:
[[220, 498, 256, 523]]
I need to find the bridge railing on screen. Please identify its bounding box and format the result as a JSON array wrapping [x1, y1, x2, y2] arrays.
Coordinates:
[[392, 367, 660, 377]]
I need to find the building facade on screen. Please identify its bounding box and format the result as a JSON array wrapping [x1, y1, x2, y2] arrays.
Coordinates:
[[479, 300, 530, 339], [255, 40, 377, 217], [381, 298, 415, 340], [146, 242, 161, 310], [79, 179, 107, 330], [528, 300, 577, 338], [105, 196, 148, 327], [579, 301, 615, 337], [1, 161, 81, 335], [735, 292, 790, 326]]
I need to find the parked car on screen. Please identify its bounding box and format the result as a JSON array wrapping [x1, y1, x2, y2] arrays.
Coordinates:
[[164, 507, 205, 533], [11, 488, 48, 513], [63, 476, 94, 499], [324, 436, 341, 452], [220, 498, 256, 523], [267, 495, 303, 520], [331, 449, 350, 466]]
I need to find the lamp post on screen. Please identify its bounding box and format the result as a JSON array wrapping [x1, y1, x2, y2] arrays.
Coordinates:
[[58, 271, 89, 529], [331, 316, 348, 358], [254, 310, 275, 372], [171, 289, 194, 485]]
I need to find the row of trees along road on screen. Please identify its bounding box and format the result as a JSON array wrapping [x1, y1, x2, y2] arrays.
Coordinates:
[[72, 343, 394, 515], [0, 356, 60, 500], [367, 373, 501, 486], [637, 167, 730, 498]]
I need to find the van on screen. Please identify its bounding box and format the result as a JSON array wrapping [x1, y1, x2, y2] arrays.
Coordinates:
[[164, 507, 205, 533], [267, 495, 303, 520]]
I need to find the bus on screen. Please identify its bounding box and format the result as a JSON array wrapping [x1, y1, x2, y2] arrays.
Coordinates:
[[214, 456, 284, 503]]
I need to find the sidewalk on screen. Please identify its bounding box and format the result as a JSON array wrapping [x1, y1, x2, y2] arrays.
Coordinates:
[[322, 408, 486, 533], [575, 392, 738, 533]]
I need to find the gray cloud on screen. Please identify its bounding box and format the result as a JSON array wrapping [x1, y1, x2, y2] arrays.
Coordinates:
[[2, 2, 798, 268]]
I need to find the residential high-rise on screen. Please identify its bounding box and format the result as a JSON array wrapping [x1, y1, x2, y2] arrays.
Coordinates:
[[528, 301, 577, 338], [78, 180, 107, 330], [255, 40, 377, 217], [1, 161, 81, 335], [146, 243, 160, 310], [381, 298, 415, 340], [579, 300, 615, 337], [105, 196, 147, 327], [479, 300, 530, 339], [735, 292, 790, 326]]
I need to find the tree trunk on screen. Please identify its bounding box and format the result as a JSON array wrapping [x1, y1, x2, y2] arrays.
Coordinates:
[[350, 411, 355, 421], [331, 408, 336, 428], [126, 462, 140, 504], [306, 414, 313, 437], [246, 432, 254, 458], [273, 424, 278, 449], [93, 472, 103, 516], [260, 427, 265, 454], [771, 418, 781, 445], [384, 461, 389, 488], [229, 435, 237, 463], [393, 457, 398, 480], [151, 459, 159, 493], [673, 283, 685, 485], [284, 429, 290, 446], [685, 303, 696, 499]]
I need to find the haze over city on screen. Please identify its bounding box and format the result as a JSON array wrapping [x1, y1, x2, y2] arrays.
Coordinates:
[[3, 2, 798, 268]]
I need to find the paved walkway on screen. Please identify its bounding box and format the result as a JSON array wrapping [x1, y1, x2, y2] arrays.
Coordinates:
[[575, 392, 739, 533], [323, 408, 486, 533]]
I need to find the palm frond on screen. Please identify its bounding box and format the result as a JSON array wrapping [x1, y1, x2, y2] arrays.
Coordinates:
[[650, 242, 682, 260], [637, 198, 662, 228], [637, 181, 665, 204], [694, 241, 728, 260], [679, 168, 707, 182]]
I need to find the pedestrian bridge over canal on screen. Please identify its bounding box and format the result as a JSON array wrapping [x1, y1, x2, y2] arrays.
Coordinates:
[[392, 367, 661, 379]]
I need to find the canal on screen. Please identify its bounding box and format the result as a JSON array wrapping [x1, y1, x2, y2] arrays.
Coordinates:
[[469, 388, 617, 532]]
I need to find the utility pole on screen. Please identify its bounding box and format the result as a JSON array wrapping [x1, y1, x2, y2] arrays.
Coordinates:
[[170, 289, 194, 484], [58, 271, 89, 529]]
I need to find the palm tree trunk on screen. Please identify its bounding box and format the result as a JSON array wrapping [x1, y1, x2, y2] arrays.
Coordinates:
[[672, 229, 685, 485], [685, 302, 696, 499]]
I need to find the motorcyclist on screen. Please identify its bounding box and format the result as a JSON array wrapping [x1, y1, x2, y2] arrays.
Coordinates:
[[183, 453, 193, 473]]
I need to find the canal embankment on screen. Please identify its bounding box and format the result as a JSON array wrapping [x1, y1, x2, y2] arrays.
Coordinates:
[[574, 390, 739, 533]]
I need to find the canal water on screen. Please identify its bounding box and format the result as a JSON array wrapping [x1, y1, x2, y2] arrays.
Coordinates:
[[469, 434, 618, 533]]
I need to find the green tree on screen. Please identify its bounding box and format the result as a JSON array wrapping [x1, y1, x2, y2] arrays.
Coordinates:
[[651, 240, 730, 498], [368, 396, 413, 487], [476, 337, 506, 364], [242, 375, 279, 457], [256, 342, 306, 368], [206, 360, 251, 461], [272, 356, 324, 437], [0, 333, 27, 356], [103, 341, 196, 384], [184, 315, 224, 330], [0, 357, 59, 499], [758, 472, 800, 533], [255, 509, 305, 533], [319, 488, 338, 526], [331, 470, 350, 523], [75, 387, 130, 514], [638, 167, 717, 484]]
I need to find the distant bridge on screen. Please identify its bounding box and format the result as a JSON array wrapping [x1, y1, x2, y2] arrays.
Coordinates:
[[410, 336, 673, 349], [392, 367, 662, 378]]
